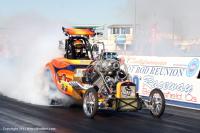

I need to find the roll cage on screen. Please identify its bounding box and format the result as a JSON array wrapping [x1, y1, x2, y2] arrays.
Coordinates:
[[64, 36, 94, 60]]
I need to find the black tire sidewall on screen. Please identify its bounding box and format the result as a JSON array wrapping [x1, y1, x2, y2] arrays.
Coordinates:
[[149, 88, 165, 118], [83, 88, 98, 118]]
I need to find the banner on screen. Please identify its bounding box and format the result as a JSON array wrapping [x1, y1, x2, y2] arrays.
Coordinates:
[[125, 56, 200, 110]]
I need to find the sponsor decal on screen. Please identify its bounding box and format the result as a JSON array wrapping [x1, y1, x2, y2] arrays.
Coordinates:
[[186, 58, 199, 77], [121, 86, 132, 97]]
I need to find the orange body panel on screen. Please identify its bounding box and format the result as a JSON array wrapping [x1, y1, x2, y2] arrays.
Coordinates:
[[45, 57, 92, 100]]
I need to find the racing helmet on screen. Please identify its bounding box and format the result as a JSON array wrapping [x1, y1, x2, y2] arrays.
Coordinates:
[[74, 40, 83, 49], [73, 40, 84, 56]]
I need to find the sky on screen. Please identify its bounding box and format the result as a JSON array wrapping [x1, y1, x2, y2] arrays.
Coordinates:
[[1, 0, 200, 32], [1, 0, 200, 56], [0, 0, 129, 25]]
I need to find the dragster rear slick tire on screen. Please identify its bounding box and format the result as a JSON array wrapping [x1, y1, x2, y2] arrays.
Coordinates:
[[149, 88, 165, 118], [83, 88, 98, 119]]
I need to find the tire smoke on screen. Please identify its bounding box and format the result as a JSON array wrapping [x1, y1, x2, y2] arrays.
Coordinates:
[[0, 13, 73, 105]]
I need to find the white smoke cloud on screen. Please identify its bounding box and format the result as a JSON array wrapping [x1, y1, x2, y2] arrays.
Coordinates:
[[124, 0, 200, 56], [0, 13, 73, 105]]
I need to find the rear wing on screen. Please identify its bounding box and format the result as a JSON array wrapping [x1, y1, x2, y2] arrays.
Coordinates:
[[62, 26, 103, 37], [62, 27, 95, 37]]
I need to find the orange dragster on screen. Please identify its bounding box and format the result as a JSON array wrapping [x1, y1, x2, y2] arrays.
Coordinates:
[[45, 27, 166, 119]]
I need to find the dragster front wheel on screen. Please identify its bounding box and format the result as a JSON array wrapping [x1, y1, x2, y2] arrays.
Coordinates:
[[149, 89, 165, 118], [83, 88, 98, 119]]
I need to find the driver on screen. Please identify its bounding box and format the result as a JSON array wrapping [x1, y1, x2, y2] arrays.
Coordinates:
[[73, 40, 85, 59]]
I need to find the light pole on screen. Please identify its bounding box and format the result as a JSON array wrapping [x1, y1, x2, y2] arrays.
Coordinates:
[[134, 0, 137, 37], [133, 0, 137, 51]]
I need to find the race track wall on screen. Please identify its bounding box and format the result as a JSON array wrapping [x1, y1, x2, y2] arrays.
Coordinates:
[[124, 56, 200, 110]]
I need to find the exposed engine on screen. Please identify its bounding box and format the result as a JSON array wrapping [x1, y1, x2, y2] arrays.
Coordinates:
[[84, 53, 128, 97]]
